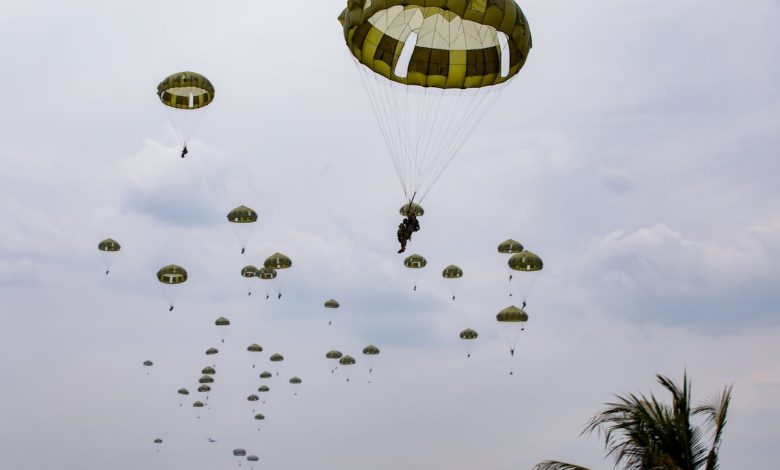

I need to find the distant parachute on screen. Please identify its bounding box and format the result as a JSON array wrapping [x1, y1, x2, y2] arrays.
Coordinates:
[[326, 350, 343, 373], [498, 239, 524, 254], [214, 317, 230, 343], [324, 299, 340, 325], [227, 205, 259, 254], [459, 328, 478, 358], [153, 438, 163, 452], [256, 267, 278, 300], [97, 238, 121, 275], [247, 344, 263, 369], [289, 376, 302, 396], [442, 264, 463, 300], [263, 253, 292, 299], [403, 254, 427, 291], [177, 388, 189, 407], [241, 265, 259, 296], [143, 360, 153, 376], [259, 371, 273, 379], [496, 305, 529, 373], [339, 355, 356, 382], [507, 250, 543, 305], [205, 347, 219, 356], [201, 366, 216, 376], [193, 400, 205, 419], [269, 353, 284, 376], [156, 264, 187, 311], [199, 375, 214, 384], [362, 345, 380, 382], [157, 71, 215, 158]]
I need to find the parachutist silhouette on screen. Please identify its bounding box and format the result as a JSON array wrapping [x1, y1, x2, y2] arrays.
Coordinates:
[[181, 146, 188, 158], [169, 305, 174, 312]]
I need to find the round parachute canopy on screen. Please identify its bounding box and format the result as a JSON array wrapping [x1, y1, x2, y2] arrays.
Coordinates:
[[227, 205, 258, 224], [198, 375, 214, 384], [193, 401, 205, 408], [256, 267, 277, 280], [205, 347, 219, 356], [258, 385, 270, 393], [253, 414, 265, 421], [201, 366, 216, 375], [269, 353, 284, 362], [259, 371, 273, 379], [498, 239, 524, 254], [156, 265, 187, 285], [324, 299, 340, 309], [177, 388, 189, 396], [508, 251, 543, 272], [98, 238, 121, 252], [338, 1, 532, 89], [339, 355, 356, 366], [362, 345, 380, 356], [247, 455, 260, 462], [460, 328, 479, 340], [154, 438, 163, 444], [399, 202, 424, 217], [404, 254, 427, 269], [157, 72, 215, 110], [442, 265, 463, 279], [264, 253, 292, 270], [241, 265, 259, 278], [233, 449, 247, 457], [197, 385, 211, 393], [214, 317, 230, 326], [247, 394, 259, 402], [326, 350, 343, 360], [143, 360, 153, 367], [496, 305, 529, 322], [289, 377, 302, 385], [247, 343, 263, 353]]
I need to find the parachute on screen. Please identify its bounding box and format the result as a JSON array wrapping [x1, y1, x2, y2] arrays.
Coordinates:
[[205, 347, 219, 356], [507, 250, 543, 304], [199, 375, 214, 384], [214, 317, 230, 343], [339, 355, 357, 382], [403, 253, 427, 291], [192, 400, 205, 419], [362, 345, 381, 382], [459, 328, 478, 358], [201, 366, 216, 376], [156, 264, 187, 311], [496, 305, 528, 373], [338, 1, 532, 203], [259, 371, 273, 379], [177, 388, 189, 407], [227, 205, 259, 254], [247, 395, 259, 412], [97, 238, 120, 275], [326, 350, 343, 373], [153, 438, 163, 452], [399, 203, 424, 217], [241, 265, 259, 296], [157, 71, 215, 158], [498, 239, 524, 254], [247, 344, 263, 369], [253, 414, 265, 431], [264, 253, 292, 299], [289, 376, 302, 396], [256, 267, 278, 300], [441, 264, 463, 300], [324, 299, 340, 325], [269, 353, 284, 376], [143, 360, 153, 376], [197, 384, 211, 401]]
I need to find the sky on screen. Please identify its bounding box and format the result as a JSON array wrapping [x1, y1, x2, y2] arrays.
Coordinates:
[[0, 0, 779, 469]]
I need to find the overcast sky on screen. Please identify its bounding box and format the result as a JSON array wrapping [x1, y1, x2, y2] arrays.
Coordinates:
[[1, 1, 779, 469]]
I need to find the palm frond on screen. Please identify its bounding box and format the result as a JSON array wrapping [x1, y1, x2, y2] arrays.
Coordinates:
[[533, 461, 591, 470], [694, 383, 733, 470]]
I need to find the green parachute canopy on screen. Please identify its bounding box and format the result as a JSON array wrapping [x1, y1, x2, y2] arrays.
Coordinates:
[[241, 265, 258, 278], [269, 353, 284, 362], [198, 375, 214, 384], [259, 371, 273, 379], [247, 344, 263, 353], [404, 254, 427, 269], [399, 202, 424, 217], [256, 267, 277, 279], [496, 305, 529, 322], [362, 345, 380, 355], [326, 350, 343, 360], [201, 366, 216, 375], [442, 265, 463, 279], [258, 385, 270, 393], [253, 414, 265, 421], [193, 401, 205, 408], [508, 251, 543, 272], [177, 388, 189, 396], [264, 253, 292, 270], [197, 385, 211, 393], [214, 317, 230, 326], [227, 205, 258, 224], [289, 377, 302, 385], [498, 239, 524, 254], [324, 299, 340, 308], [247, 395, 259, 402], [157, 72, 215, 110], [156, 265, 187, 284], [339, 1, 532, 89], [460, 328, 478, 340], [233, 449, 247, 457], [205, 347, 219, 356], [154, 438, 163, 444], [339, 355, 356, 366], [248, 455, 260, 462], [143, 360, 153, 367], [98, 238, 121, 252]]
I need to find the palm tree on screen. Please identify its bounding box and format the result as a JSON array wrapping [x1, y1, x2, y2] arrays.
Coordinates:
[[535, 373, 732, 470]]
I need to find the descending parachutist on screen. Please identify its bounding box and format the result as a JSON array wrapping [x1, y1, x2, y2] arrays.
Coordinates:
[[277, 292, 282, 299], [265, 294, 269, 300], [169, 305, 174, 312], [241, 247, 245, 254], [181, 145, 188, 158], [105, 269, 110, 275]]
